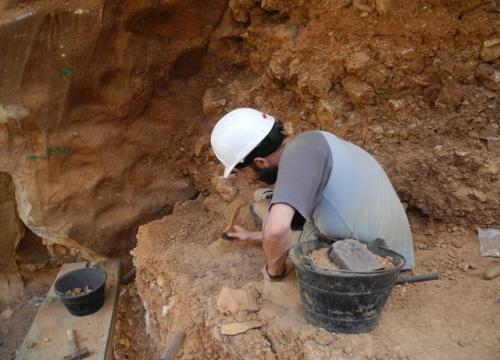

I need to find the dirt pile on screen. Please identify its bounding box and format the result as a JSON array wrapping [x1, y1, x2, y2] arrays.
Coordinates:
[[133, 186, 500, 359], [131, 2, 499, 358]]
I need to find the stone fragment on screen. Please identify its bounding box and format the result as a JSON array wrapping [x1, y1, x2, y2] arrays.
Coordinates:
[[475, 63, 500, 91], [330, 239, 383, 272], [220, 321, 262, 335], [229, 0, 254, 23], [345, 51, 371, 72], [0, 104, 29, 123], [417, 243, 429, 250], [353, 0, 373, 12], [156, 275, 166, 287], [304, 340, 348, 360], [211, 177, 238, 203], [342, 76, 375, 104], [217, 287, 260, 314], [375, 0, 392, 14], [202, 88, 227, 116], [261, 0, 288, 12], [369, 125, 384, 134], [1, 308, 13, 320], [297, 66, 333, 98], [388, 99, 405, 111], [212, 10, 244, 39], [0, 272, 24, 304], [315, 329, 334, 346], [480, 38, 500, 62]]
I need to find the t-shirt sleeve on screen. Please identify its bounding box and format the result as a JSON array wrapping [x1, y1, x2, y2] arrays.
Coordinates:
[[271, 132, 332, 219]]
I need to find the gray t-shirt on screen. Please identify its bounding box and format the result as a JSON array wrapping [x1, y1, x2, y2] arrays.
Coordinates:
[[271, 132, 332, 219], [270, 130, 414, 269]]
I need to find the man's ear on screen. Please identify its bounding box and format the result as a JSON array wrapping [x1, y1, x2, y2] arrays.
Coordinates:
[[253, 157, 270, 169]]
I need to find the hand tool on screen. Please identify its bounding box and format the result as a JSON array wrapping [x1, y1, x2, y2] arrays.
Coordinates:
[[221, 204, 242, 240], [63, 329, 89, 360], [159, 331, 186, 360]]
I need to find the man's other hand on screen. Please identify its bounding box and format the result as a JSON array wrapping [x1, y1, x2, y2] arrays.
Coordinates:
[[226, 225, 262, 242]]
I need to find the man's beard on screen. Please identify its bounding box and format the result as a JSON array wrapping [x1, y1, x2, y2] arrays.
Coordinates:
[[251, 164, 279, 185]]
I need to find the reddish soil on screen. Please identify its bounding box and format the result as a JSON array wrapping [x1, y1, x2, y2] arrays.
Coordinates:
[[0, 268, 59, 360], [132, 182, 500, 359]]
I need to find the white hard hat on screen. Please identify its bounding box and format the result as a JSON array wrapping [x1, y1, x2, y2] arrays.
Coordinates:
[[211, 108, 275, 178]]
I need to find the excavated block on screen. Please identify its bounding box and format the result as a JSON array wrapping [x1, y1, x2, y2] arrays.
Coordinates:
[[329, 239, 382, 272]]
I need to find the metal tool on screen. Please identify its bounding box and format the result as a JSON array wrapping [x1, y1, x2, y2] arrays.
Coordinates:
[[121, 267, 137, 284], [63, 329, 89, 360], [395, 273, 439, 285], [159, 331, 186, 360]]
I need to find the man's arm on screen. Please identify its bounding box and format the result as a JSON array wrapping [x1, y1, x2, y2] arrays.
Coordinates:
[[263, 203, 295, 276]]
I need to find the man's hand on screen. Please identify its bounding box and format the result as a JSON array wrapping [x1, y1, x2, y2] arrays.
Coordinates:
[[226, 225, 262, 242]]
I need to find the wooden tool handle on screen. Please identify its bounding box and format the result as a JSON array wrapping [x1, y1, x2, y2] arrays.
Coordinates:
[[66, 329, 78, 354], [225, 204, 242, 232]]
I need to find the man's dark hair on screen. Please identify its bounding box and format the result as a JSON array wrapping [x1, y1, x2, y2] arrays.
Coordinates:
[[235, 121, 285, 169]]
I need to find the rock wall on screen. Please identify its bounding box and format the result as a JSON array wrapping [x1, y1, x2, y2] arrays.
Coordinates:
[[0, 172, 25, 304], [0, 0, 498, 260], [0, 172, 24, 271], [0, 0, 226, 257], [200, 0, 499, 227]]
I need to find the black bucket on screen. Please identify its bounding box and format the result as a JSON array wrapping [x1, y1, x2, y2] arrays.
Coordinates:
[[290, 239, 405, 334], [54, 267, 107, 316]]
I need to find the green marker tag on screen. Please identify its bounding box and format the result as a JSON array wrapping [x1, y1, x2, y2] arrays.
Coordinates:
[[59, 67, 73, 78]]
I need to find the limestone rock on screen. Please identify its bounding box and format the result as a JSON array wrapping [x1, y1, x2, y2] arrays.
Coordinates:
[[297, 65, 333, 98], [475, 64, 500, 91], [217, 287, 260, 314], [202, 88, 227, 116], [342, 76, 375, 104], [345, 51, 371, 72], [481, 39, 500, 62], [0, 1, 220, 257], [220, 321, 262, 335], [212, 9, 244, 39], [375, 0, 392, 15], [261, 0, 289, 12], [0, 272, 24, 305], [211, 177, 238, 203], [353, 0, 373, 13], [0, 173, 24, 273], [304, 340, 348, 360], [229, 0, 254, 22], [1, 308, 13, 320]]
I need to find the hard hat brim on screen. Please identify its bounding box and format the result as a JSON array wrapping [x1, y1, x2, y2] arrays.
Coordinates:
[[223, 165, 234, 178]]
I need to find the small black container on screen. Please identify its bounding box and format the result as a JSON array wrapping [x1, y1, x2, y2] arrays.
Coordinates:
[[290, 239, 405, 334], [54, 267, 107, 316]]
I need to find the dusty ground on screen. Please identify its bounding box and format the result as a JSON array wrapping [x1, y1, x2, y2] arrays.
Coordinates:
[[132, 181, 500, 360], [0, 268, 59, 360]]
